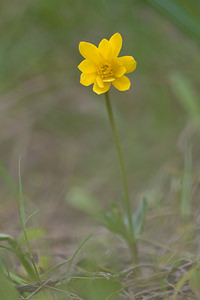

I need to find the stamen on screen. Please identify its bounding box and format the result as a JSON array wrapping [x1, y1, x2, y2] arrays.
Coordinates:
[[98, 63, 113, 79]]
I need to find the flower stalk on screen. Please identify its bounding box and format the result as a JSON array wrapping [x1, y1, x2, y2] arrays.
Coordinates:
[[105, 91, 137, 264], [78, 33, 138, 264]]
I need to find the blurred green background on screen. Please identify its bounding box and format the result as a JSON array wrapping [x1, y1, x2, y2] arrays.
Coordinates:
[[0, 0, 199, 236]]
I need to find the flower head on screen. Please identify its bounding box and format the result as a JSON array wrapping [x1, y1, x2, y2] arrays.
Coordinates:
[[78, 33, 136, 95]]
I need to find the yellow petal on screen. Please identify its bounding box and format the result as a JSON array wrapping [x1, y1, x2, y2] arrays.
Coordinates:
[[79, 42, 100, 63], [103, 77, 115, 82], [96, 75, 104, 88], [109, 33, 122, 57], [114, 65, 126, 77], [112, 75, 131, 91], [93, 81, 111, 95], [118, 56, 136, 73], [78, 59, 97, 74], [80, 73, 96, 86], [98, 39, 112, 60]]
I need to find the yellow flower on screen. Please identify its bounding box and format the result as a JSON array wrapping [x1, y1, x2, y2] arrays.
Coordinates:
[[78, 33, 136, 95]]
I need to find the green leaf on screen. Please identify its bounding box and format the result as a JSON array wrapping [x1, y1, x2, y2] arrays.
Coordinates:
[[189, 269, 200, 299], [0, 233, 38, 281], [145, 0, 200, 45], [61, 276, 122, 300], [0, 271, 18, 300], [95, 203, 129, 242], [0, 233, 14, 242], [4, 271, 28, 285], [132, 198, 148, 238], [173, 260, 200, 299]]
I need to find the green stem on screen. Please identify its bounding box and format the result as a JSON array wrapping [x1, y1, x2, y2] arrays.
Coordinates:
[[104, 92, 137, 264], [23, 229, 41, 282], [18, 158, 41, 283]]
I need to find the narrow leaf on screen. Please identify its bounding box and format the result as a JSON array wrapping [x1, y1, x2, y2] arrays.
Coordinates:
[[18, 157, 26, 227], [132, 198, 148, 237], [181, 147, 192, 220], [173, 260, 200, 299], [0, 271, 18, 300], [145, 0, 200, 44]]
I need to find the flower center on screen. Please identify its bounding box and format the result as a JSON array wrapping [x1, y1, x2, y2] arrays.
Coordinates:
[[98, 63, 113, 79]]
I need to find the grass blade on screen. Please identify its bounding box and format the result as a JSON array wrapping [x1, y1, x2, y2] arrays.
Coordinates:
[[170, 72, 200, 129], [40, 258, 71, 278], [173, 260, 200, 299], [66, 234, 93, 282], [145, 0, 200, 44], [0, 271, 18, 300], [181, 147, 192, 220], [17, 157, 40, 282], [18, 157, 26, 227], [0, 234, 38, 281]]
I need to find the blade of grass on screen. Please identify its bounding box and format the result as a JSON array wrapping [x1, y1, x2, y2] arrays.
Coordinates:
[[6, 271, 28, 285], [0, 244, 28, 254], [181, 147, 192, 220], [66, 234, 93, 282], [173, 260, 200, 299], [40, 258, 71, 279], [0, 235, 38, 281], [145, 0, 200, 44], [18, 157, 25, 227], [0, 256, 11, 281], [0, 271, 18, 300], [17, 157, 40, 282]]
